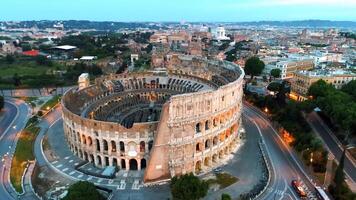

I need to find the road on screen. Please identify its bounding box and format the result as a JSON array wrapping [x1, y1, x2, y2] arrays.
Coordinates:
[[307, 112, 356, 183], [0, 98, 322, 200], [243, 103, 319, 200], [0, 86, 73, 97], [0, 99, 31, 200]]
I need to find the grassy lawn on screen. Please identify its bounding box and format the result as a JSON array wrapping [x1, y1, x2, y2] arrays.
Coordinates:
[[207, 173, 239, 189], [0, 63, 49, 78], [10, 125, 40, 193], [40, 95, 61, 111]]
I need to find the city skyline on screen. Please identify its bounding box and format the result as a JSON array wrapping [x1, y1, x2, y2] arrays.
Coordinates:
[[1, 0, 356, 22]]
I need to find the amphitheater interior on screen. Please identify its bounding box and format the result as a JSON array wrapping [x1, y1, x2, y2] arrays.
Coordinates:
[[61, 55, 245, 183]]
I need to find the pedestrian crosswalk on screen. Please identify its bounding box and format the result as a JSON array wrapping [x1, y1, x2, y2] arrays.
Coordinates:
[[50, 158, 143, 191], [132, 180, 140, 190]]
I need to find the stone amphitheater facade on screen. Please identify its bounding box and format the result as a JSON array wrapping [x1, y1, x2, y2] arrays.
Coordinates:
[[61, 55, 245, 183]]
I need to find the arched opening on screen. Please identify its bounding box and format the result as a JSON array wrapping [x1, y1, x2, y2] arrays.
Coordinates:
[[129, 159, 138, 170], [103, 140, 108, 151], [113, 158, 118, 167], [140, 141, 145, 152], [219, 150, 224, 159], [105, 157, 109, 166], [213, 136, 218, 146], [96, 139, 100, 151], [196, 143, 202, 152], [195, 161, 202, 173], [97, 156, 102, 166], [195, 123, 201, 133], [141, 159, 146, 169], [121, 159, 126, 169], [205, 120, 209, 130], [87, 136, 93, 146], [90, 154, 94, 163], [220, 133, 225, 142], [82, 135, 86, 145], [212, 154, 218, 163], [204, 157, 210, 166], [205, 139, 210, 149], [127, 142, 137, 157], [77, 132, 81, 143], [120, 141, 125, 152], [148, 140, 153, 151], [111, 141, 116, 152], [84, 152, 88, 161]]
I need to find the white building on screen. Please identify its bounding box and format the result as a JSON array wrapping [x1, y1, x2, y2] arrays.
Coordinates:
[[311, 51, 344, 65], [214, 26, 230, 41], [78, 73, 90, 90]]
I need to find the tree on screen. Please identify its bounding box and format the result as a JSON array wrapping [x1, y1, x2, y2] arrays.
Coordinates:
[[267, 82, 280, 93], [170, 173, 209, 200], [5, 54, 15, 64], [341, 80, 356, 100], [13, 73, 21, 87], [270, 68, 281, 79], [307, 79, 333, 98], [35, 55, 52, 66], [244, 56, 265, 81], [63, 181, 105, 200], [221, 193, 232, 200], [0, 96, 4, 111]]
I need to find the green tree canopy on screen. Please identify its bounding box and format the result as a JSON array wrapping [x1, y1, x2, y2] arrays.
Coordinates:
[[221, 193, 232, 200], [307, 79, 334, 98], [267, 82, 280, 92], [5, 54, 15, 64], [244, 56, 265, 80], [63, 181, 105, 200], [341, 80, 356, 100], [170, 173, 209, 200], [270, 68, 281, 79]]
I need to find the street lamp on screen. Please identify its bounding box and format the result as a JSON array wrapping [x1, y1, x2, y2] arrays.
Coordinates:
[[264, 107, 268, 113]]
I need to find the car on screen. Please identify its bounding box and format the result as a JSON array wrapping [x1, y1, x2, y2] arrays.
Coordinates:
[[213, 167, 222, 173], [291, 180, 307, 198]]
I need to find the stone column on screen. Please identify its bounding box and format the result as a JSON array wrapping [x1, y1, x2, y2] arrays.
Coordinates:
[[125, 159, 130, 171], [138, 158, 141, 171], [109, 157, 113, 166]]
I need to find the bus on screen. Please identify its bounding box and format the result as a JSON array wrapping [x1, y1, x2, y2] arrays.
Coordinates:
[[315, 186, 330, 200]]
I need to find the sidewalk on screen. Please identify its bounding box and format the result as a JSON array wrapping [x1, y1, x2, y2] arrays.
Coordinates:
[[20, 162, 40, 200]]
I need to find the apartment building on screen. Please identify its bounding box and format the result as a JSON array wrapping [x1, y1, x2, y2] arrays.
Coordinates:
[[290, 69, 356, 101]]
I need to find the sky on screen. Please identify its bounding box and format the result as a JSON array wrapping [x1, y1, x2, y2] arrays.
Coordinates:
[[1, 0, 355, 22]]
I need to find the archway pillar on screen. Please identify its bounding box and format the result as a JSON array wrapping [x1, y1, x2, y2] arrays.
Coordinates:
[[125, 159, 130, 171], [138, 159, 141, 171]]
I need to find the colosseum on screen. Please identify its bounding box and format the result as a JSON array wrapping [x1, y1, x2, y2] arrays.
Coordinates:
[[61, 55, 245, 183]]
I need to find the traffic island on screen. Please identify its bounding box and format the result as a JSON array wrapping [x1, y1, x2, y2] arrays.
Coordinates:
[[10, 124, 40, 193]]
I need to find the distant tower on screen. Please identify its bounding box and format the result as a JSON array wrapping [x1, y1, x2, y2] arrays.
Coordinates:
[[78, 73, 90, 90]]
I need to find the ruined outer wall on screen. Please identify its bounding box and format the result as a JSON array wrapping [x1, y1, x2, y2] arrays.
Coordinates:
[[144, 64, 244, 182]]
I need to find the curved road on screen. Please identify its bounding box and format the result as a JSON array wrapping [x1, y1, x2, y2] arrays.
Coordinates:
[[243, 103, 319, 200], [0, 98, 322, 200], [0, 99, 31, 200]]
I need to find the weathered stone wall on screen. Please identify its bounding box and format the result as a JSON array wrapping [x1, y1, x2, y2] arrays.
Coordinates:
[[61, 56, 245, 183]]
